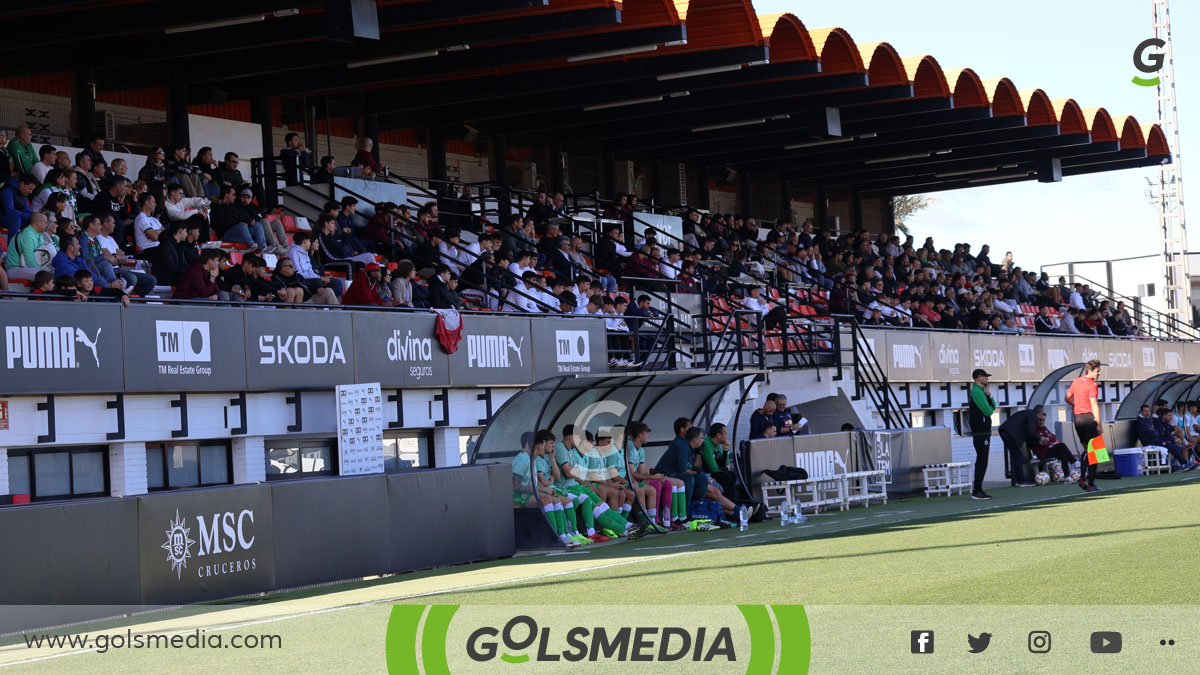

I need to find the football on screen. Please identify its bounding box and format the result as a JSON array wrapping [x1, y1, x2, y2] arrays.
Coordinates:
[[1048, 459, 1065, 482], [1069, 470, 1082, 484], [1035, 472, 1051, 486]]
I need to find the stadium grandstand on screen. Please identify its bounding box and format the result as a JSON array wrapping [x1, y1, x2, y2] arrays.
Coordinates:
[[2, 1, 1198, 657]]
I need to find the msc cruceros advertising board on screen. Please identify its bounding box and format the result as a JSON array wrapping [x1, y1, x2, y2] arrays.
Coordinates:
[[138, 484, 274, 604]]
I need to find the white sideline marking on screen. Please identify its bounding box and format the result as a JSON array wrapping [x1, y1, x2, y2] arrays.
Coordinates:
[[634, 543, 696, 551], [5, 476, 1190, 668], [735, 533, 758, 539]]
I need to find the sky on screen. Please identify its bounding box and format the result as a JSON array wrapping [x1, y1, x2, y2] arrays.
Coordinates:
[[752, 0, 1192, 272]]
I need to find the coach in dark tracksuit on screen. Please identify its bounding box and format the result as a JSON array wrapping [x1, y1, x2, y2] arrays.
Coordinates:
[[999, 405, 1041, 487], [968, 368, 996, 500]]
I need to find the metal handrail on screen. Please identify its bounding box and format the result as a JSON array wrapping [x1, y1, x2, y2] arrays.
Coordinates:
[[1055, 271, 1197, 340], [837, 313, 911, 429]]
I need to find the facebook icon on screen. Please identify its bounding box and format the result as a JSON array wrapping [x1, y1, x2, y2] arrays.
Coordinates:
[[911, 630, 935, 654]]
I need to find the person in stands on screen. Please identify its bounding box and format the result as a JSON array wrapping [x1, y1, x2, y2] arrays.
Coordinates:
[[279, 132, 311, 186], [342, 261, 400, 306], [0, 173, 37, 239], [172, 248, 223, 300]]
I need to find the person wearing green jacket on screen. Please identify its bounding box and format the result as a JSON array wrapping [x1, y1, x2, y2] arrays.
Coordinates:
[[5, 212, 53, 280], [967, 368, 996, 500], [700, 422, 737, 495], [6, 126, 37, 176]]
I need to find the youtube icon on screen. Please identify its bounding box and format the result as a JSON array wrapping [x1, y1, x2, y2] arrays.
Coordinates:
[[1090, 632, 1122, 654]]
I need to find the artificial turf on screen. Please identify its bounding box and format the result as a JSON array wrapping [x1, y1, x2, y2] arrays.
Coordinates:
[[5, 472, 1198, 673]]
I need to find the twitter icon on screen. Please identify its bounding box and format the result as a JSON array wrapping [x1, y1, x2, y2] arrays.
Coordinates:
[[968, 633, 992, 653]]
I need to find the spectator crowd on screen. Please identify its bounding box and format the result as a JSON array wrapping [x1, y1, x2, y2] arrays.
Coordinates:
[[0, 124, 1149, 348]]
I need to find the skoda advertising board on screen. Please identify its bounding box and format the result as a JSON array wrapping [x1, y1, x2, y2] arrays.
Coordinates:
[[124, 305, 247, 392], [353, 312, 450, 387], [245, 309, 356, 390], [0, 302, 124, 394], [1103, 339, 1136, 381], [449, 316, 533, 386], [968, 334, 1010, 382]]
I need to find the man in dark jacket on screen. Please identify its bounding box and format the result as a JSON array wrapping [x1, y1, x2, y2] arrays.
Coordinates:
[[172, 249, 222, 300], [152, 222, 191, 287], [749, 399, 778, 440], [967, 368, 996, 499], [1136, 405, 1197, 470], [998, 405, 1041, 487], [654, 418, 704, 507], [426, 263, 456, 309]]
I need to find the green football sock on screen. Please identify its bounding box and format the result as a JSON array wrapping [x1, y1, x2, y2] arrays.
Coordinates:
[[560, 504, 579, 535], [544, 504, 565, 535], [594, 504, 628, 533]]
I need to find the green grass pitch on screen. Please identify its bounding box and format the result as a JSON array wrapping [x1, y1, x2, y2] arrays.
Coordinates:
[[5, 472, 1199, 673]]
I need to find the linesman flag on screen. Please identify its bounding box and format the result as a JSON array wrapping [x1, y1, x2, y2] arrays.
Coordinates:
[[1087, 435, 1110, 464]]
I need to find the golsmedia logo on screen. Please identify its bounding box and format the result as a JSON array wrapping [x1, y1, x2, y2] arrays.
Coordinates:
[[386, 604, 809, 673], [1132, 38, 1165, 87]]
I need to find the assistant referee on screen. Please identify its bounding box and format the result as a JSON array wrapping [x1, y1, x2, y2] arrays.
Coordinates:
[[1066, 359, 1103, 492]]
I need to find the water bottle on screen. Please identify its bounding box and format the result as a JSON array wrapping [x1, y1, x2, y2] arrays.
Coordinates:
[[779, 503, 790, 526], [792, 502, 807, 524], [738, 505, 748, 532]]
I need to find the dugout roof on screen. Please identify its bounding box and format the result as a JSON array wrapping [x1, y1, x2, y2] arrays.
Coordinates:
[[470, 370, 760, 463], [1, 0, 1170, 197]]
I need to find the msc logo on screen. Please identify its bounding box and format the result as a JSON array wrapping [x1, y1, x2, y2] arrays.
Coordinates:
[[467, 335, 524, 368], [386, 605, 810, 673], [1019, 344, 1036, 368], [156, 321, 210, 362], [1133, 38, 1166, 87], [555, 330, 590, 363], [161, 510, 196, 580], [5, 326, 101, 369], [893, 344, 923, 369], [162, 509, 258, 581], [1143, 347, 1157, 368]]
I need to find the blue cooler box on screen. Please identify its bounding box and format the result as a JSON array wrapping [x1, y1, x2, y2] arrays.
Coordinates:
[[1113, 449, 1143, 478]]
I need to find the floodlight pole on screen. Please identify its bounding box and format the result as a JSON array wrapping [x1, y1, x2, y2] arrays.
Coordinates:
[[1152, 0, 1192, 333]]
